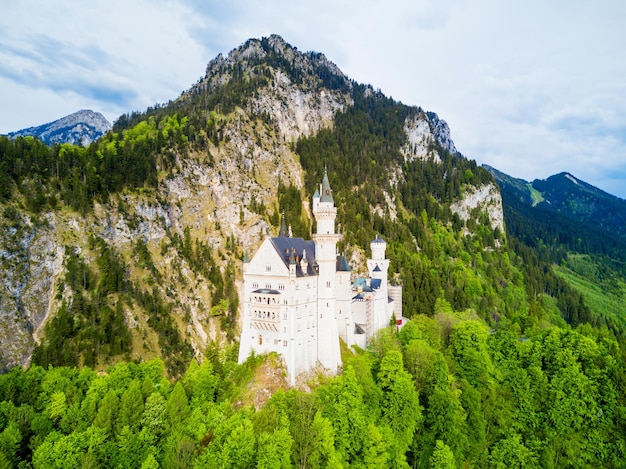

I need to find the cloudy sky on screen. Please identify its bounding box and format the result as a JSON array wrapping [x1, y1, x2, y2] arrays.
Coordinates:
[[2, 0, 625, 198]]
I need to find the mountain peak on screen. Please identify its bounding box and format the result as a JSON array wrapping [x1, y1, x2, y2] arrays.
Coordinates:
[[486, 164, 626, 238], [199, 35, 349, 96], [8, 110, 111, 145]]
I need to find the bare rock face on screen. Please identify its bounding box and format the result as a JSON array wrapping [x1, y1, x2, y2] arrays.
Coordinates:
[[400, 110, 457, 162], [401, 112, 440, 162], [400, 108, 505, 236], [0, 213, 64, 370], [451, 183, 505, 233], [426, 111, 457, 154], [251, 71, 350, 142]]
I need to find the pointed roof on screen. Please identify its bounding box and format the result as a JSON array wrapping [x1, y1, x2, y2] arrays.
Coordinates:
[[320, 167, 334, 203], [372, 234, 386, 244], [279, 211, 289, 237]]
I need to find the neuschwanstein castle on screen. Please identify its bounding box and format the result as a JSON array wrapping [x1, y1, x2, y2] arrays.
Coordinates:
[[238, 170, 402, 385]]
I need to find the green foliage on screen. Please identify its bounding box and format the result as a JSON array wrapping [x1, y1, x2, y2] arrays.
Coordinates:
[[278, 181, 310, 238], [429, 440, 456, 469], [498, 179, 626, 336], [32, 240, 131, 369], [554, 256, 626, 335], [316, 366, 368, 464], [448, 320, 493, 387], [2, 325, 626, 467], [256, 426, 293, 469], [488, 434, 536, 468], [377, 351, 421, 453], [0, 117, 175, 213]]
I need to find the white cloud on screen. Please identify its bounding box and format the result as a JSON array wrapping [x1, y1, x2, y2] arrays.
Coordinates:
[[0, 0, 206, 129]]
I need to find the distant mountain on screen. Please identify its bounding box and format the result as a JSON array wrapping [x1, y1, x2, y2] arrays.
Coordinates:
[[485, 165, 626, 242], [484, 164, 626, 339], [7, 109, 111, 145]]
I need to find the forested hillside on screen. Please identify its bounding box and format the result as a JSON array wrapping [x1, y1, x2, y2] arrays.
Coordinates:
[[1, 35, 625, 467], [490, 167, 626, 337]]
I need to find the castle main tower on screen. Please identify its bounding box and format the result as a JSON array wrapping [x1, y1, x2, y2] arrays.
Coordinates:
[[312, 168, 342, 373]]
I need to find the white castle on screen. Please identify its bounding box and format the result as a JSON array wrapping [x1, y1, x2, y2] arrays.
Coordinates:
[[238, 170, 402, 385]]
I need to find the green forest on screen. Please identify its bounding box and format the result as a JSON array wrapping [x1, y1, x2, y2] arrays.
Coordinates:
[[1, 317, 625, 468], [2, 37, 626, 467]]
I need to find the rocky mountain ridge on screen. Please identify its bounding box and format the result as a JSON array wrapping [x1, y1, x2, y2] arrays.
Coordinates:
[[7, 109, 111, 145], [1, 35, 506, 373]]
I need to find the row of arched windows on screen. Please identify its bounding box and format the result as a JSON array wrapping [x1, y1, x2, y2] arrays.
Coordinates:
[[252, 295, 277, 304], [252, 309, 284, 320]]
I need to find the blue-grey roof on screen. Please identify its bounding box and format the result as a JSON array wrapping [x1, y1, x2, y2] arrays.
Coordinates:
[[353, 277, 381, 291], [320, 169, 333, 203], [279, 212, 289, 238], [336, 255, 351, 272], [252, 288, 280, 295], [373, 265, 381, 272], [270, 237, 318, 276], [372, 234, 386, 244], [353, 278, 371, 292]]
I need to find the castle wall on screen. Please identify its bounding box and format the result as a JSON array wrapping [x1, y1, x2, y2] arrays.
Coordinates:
[[388, 285, 403, 323]]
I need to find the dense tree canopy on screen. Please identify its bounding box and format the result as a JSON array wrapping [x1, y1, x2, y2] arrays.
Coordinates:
[[2, 318, 626, 467]]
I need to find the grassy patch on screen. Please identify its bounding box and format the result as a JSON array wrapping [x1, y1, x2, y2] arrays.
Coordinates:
[[554, 260, 626, 330], [528, 184, 544, 206]]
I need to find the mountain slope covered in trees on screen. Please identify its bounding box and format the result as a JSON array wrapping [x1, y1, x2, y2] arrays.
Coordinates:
[[486, 165, 626, 336], [0, 35, 625, 467]]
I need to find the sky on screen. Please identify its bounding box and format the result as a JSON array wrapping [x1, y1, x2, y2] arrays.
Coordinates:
[[1, 0, 626, 199]]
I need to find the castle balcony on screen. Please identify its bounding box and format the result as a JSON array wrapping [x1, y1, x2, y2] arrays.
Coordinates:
[[250, 288, 282, 332]]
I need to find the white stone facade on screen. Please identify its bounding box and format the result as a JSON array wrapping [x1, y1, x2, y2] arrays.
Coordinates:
[[238, 171, 401, 384]]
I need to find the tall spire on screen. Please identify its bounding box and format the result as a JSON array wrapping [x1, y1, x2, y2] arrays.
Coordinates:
[[320, 165, 333, 203], [279, 210, 289, 237]]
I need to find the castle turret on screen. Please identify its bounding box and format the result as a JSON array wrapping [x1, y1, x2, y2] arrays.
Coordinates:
[[367, 235, 391, 330], [312, 168, 342, 373], [368, 235, 390, 280]]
